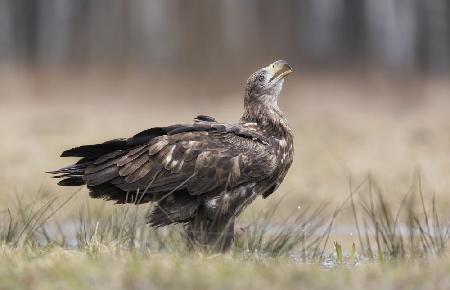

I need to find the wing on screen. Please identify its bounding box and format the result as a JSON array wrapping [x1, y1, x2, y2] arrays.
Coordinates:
[[83, 123, 277, 201]]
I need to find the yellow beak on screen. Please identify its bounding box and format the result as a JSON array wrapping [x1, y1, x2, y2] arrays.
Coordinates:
[[268, 60, 293, 83]]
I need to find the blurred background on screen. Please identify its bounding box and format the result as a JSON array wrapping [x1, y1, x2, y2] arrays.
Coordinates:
[[0, 0, 450, 214], [1, 0, 449, 73]]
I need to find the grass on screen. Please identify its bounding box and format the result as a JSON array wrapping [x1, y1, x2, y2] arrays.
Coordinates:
[[234, 199, 328, 257], [0, 175, 448, 258], [351, 174, 450, 260], [0, 247, 449, 290]]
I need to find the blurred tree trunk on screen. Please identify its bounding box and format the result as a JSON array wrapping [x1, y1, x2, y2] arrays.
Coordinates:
[[365, 0, 418, 71], [13, 0, 39, 66], [37, 0, 73, 65], [297, 0, 347, 64], [85, 0, 127, 65], [422, 0, 449, 73], [219, 0, 263, 66], [0, 0, 15, 64]]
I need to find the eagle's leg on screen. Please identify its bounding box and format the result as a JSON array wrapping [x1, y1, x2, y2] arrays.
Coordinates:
[[185, 214, 235, 253], [185, 186, 257, 252]]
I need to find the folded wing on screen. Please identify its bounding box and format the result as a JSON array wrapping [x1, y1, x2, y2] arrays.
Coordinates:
[[78, 122, 276, 203]]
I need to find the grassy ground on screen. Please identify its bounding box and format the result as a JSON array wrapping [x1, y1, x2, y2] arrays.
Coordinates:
[[0, 70, 449, 289], [0, 247, 449, 290]]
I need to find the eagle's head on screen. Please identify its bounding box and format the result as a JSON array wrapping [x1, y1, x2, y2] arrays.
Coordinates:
[[244, 60, 292, 107]]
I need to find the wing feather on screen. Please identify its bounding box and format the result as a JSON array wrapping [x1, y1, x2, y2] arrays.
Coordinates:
[[84, 166, 119, 186], [119, 153, 149, 176], [83, 123, 276, 200]]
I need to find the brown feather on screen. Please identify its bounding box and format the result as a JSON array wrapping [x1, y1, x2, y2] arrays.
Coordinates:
[[118, 153, 149, 176]]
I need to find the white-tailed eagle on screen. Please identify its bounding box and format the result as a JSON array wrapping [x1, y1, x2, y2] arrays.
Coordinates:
[[49, 60, 294, 251]]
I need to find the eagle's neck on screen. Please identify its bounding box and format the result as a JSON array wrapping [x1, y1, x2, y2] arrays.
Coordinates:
[[241, 99, 292, 140]]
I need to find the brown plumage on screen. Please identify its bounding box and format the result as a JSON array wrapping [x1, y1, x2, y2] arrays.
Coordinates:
[[49, 60, 294, 251]]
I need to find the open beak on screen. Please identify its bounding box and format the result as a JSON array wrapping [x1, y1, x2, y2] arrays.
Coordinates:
[[268, 60, 293, 83]]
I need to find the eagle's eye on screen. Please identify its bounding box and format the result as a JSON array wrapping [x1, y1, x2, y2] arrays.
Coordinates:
[[257, 75, 265, 82]]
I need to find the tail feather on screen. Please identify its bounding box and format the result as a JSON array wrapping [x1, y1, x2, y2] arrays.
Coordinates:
[[50, 139, 129, 187], [50, 127, 172, 188], [47, 162, 89, 186], [58, 177, 85, 186], [47, 163, 89, 175], [49, 127, 173, 203]]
